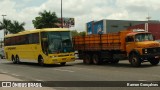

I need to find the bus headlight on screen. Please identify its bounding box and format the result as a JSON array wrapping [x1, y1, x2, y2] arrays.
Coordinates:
[[52, 56, 57, 58]]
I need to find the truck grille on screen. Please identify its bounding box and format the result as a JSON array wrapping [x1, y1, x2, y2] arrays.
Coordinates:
[[143, 47, 160, 54]]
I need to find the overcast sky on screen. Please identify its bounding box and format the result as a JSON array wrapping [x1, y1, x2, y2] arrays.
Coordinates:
[[0, 0, 160, 38]]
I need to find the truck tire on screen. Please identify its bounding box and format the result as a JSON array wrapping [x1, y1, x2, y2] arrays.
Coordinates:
[[129, 53, 141, 67], [84, 54, 92, 64], [93, 54, 102, 65], [149, 58, 160, 65]]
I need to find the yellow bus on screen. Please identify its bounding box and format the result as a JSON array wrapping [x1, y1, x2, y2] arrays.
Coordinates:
[[4, 28, 75, 66]]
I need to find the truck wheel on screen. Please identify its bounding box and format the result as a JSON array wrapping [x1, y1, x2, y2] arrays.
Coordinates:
[[149, 58, 160, 65], [84, 54, 92, 64], [93, 54, 101, 65], [129, 53, 141, 67]]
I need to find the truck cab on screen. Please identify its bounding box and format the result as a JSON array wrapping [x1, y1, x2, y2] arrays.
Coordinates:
[[125, 30, 160, 66]]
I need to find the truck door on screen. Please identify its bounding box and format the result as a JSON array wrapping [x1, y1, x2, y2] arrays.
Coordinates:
[[125, 36, 135, 54]]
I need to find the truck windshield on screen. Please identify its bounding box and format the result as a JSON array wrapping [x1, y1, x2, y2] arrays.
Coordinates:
[[47, 31, 73, 54], [135, 33, 154, 42]]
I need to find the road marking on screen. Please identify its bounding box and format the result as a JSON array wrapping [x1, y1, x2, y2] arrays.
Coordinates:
[[54, 69, 74, 72], [0, 71, 8, 74], [11, 73, 20, 77], [138, 80, 147, 81], [72, 67, 94, 71], [35, 79, 43, 81]]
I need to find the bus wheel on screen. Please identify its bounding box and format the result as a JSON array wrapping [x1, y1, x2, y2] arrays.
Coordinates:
[[12, 55, 17, 64], [129, 53, 141, 67], [60, 62, 66, 66], [38, 56, 44, 66], [93, 54, 101, 65], [149, 58, 160, 65], [16, 55, 20, 64]]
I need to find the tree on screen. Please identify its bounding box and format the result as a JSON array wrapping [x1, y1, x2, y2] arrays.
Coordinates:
[[71, 30, 86, 37], [0, 19, 11, 35], [0, 19, 25, 34], [32, 10, 59, 29], [9, 21, 25, 34], [71, 30, 79, 37], [79, 31, 86, 36]]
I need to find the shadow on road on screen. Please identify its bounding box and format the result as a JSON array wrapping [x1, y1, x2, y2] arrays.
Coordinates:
[[1, 59, 159, 68], [74, 60, 159, 68], [2, 62, 74, 68]]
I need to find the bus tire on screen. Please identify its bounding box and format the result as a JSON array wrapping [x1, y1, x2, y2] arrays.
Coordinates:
[[129, 53, 141, 67], [38, 56, 44, 66], [12, 55, 17, 64], [60, 62, 66, 66], [149, 58, 160, 65], [16, 55, 20, 64]]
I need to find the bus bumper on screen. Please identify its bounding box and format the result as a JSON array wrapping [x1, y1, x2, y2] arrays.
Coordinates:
[[45, 56, 75, 64]]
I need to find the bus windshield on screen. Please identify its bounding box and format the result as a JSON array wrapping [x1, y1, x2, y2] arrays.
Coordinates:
[[43, 31, 73, 54], [135, 33, 154, 42]]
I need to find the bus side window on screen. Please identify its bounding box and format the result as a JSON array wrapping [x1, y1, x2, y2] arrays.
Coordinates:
[[28, 33, 39, 44]]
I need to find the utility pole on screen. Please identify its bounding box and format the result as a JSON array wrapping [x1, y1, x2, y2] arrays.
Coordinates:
[[61, 0, 63, 28], [145, 13, 151, 32], [1, 14, 7, 48], [2, 15, 7, 36]]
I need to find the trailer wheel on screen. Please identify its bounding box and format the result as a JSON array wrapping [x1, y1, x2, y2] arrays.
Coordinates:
[[149, 58, 160, 65], [93, 54, 101, 65], [84, 54, 92, 64], [129, 53, 141, 67]]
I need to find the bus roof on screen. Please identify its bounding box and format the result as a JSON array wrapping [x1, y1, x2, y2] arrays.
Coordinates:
[[5, 28, 70, 38]]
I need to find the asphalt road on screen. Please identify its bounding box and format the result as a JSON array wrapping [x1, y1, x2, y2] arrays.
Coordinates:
[[0, 59, 160, 90]]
